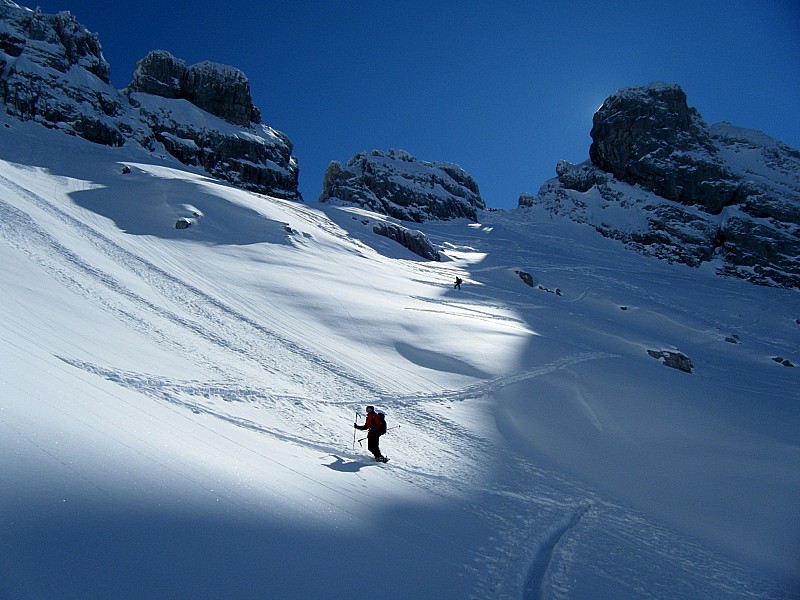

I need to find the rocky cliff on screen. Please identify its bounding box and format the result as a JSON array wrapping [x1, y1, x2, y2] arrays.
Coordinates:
[[319, 149, 485, 222], [520, 83, 800, 288], [0, 1, 299, 199]]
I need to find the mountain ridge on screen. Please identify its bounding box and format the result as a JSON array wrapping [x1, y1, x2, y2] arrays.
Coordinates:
[[1, 1, 798, 288], [0, 0, 300, 199]]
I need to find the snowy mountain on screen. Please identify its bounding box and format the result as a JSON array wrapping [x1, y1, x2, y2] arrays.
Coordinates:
[[0, 0, 299, 199], [521, 83, 800, 289], [2, 4, 799, 599], [6, 0, 798, 289]]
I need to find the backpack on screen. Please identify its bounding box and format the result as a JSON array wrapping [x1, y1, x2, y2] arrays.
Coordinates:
[[376, 411, 387, 436]]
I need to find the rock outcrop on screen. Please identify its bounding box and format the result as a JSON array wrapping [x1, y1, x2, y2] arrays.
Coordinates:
[[372, 222, 440, 261], [0, 2, 124, 145], [129, 50, 261, 126], [520, 83, 800, 289], [0, 1, 299, 199], [648, 349, 694, 373], [127, 50, 298, 198], [589, 83, 745, 214], [319, 149, 485, 222], [128, 49, 185, 99]]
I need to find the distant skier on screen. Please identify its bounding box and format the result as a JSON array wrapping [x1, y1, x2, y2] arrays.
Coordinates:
[[454, 276, 462, 290], [354, 405, 388, 462]]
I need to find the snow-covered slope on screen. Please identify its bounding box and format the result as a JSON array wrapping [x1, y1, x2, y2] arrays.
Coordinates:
[[1, 114, 798, 599]]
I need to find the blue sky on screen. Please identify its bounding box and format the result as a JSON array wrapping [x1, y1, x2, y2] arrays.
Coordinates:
[[30, 0, 800, 209]]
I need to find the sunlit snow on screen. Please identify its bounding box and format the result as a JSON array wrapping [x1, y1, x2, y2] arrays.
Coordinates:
[[1, 114, 797, 599]]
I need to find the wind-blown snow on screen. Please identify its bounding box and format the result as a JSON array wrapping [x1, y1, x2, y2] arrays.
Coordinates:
[[1, 113, 797, 599]]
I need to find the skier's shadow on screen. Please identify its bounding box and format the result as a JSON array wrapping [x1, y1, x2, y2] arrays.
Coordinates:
[[324, 455, 374, 473]]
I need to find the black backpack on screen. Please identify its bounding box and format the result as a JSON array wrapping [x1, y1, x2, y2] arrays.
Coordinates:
[[376, 411, 387, 435]]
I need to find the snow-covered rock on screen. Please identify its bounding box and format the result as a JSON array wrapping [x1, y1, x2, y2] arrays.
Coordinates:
[[129, 50, 261, 127], [520, 83, 800, 288], [127, 50, 299, 199], [319, 149, 485, 222], [0, 1, 124, 145], [589, 82, 743, 213], [0, 1, 299, 199], [372, 221, 440, 261]]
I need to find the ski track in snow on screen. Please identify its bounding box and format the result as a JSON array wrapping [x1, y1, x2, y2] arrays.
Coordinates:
[[523, 502, 591, 600], [51, 356, 787, 600], [408, 294, 533, 328], [1, 173, 794, 599], [0, 174, 382, 401], [385, 352, 617, 405]]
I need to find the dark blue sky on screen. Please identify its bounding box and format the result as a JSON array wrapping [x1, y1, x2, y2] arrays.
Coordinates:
[[30, 0, 800, 209]]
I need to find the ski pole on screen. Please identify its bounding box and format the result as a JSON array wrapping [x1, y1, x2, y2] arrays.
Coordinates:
[[353, 411, 359, 450], [359, 425, 398, 444]]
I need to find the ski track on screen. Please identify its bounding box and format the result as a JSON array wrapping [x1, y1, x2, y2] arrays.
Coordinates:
[[2, 175, 793, 599], [385, 351, 618, 406], [523, 502, 591, 600], [55, 357, 791, 600], [409, 295, 531, 325], [0, 175, 383, 401]]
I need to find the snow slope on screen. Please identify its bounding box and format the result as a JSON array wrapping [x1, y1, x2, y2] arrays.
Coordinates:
[[0, 114, 798, 599]]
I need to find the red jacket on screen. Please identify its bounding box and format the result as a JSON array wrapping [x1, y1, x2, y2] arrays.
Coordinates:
[[356, 411, 382, 436]]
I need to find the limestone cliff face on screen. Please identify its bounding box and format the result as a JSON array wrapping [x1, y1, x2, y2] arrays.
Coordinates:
[[588, 83, 745, 214], [0, 1, 124, 145], [520, 83, 800, 289], [319, 149, 485, 222], [126, 50, 298, 199], [0, 1, 299, 199], [129, 50, 262, 127]]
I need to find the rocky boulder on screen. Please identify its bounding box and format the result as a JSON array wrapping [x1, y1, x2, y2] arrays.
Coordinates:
[[319, 149, 485, 222], [648, 349, 694, 373], [372, 222, 440, 261]]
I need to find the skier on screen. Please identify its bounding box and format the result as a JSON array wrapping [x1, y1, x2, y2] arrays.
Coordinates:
[[354, 405, 387, 462], [454, 276, 462, 290]]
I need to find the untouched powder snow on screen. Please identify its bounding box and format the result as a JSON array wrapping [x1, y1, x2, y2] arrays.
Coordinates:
[[0, 114, 798, 599]]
